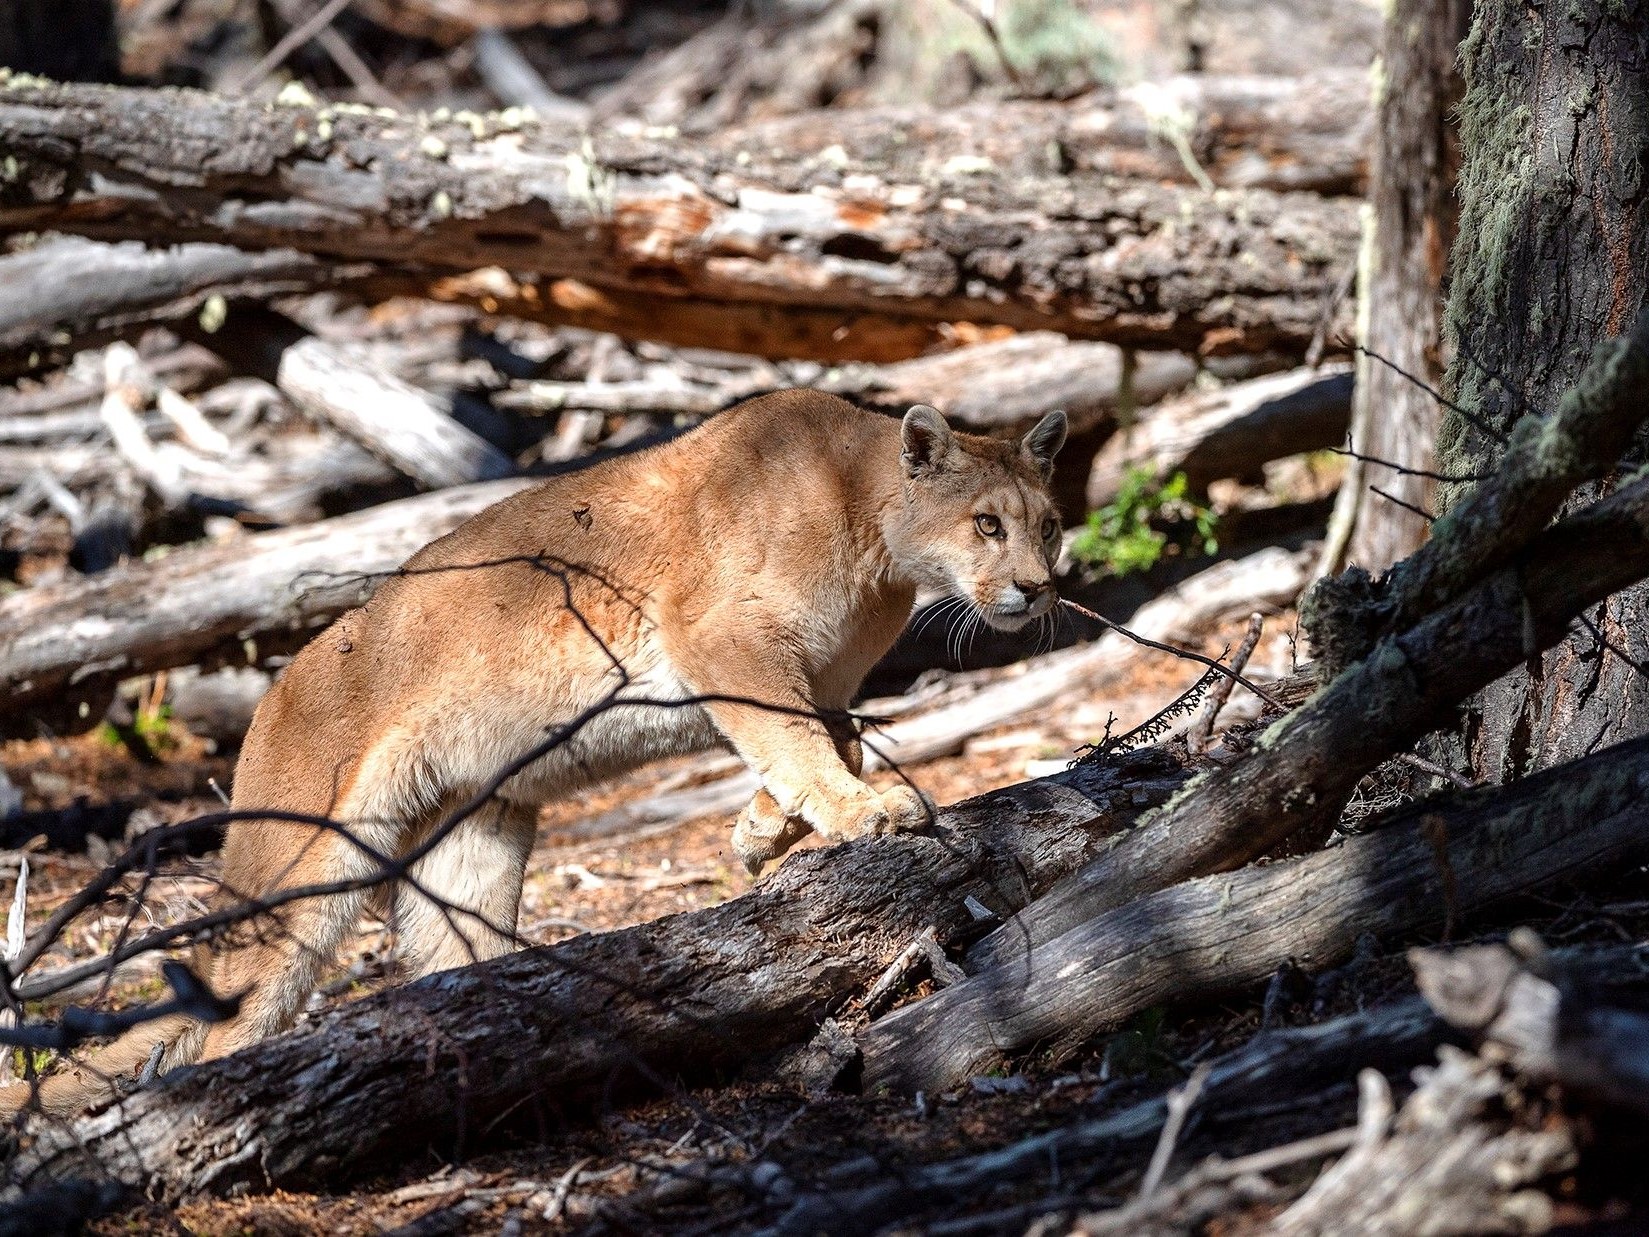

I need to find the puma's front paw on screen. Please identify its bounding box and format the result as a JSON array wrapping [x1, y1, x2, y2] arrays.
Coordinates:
[[875, 784, 935, 834], [831, 784, 934, 840], [732, 792, 810, 877]]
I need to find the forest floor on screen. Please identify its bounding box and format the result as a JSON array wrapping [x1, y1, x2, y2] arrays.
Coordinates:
[[6, 613, 1644, 1234]]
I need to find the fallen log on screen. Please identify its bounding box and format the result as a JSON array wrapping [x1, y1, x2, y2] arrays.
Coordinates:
[[496, 333, 1196, 435], [1086, 365, 1352, 507], [3, 750, 1193, 1200], [0, 237, 355, 380], [858, 727, 1649, 1094], [773, 932, 1649, 1236], [772, 996, 1446, 1236], [0, 78, 1360, 359], [1412, 935, 1649, 1119], [820, 334, 1197, 432], [0, 478, 531, 734]]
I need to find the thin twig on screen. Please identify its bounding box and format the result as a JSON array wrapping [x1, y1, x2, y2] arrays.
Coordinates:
[[227, 0, 356, 97], [1138, 1061, 1211, 1198], [1059, 599, 1283, 708], [1188, 613, 1263, 753]]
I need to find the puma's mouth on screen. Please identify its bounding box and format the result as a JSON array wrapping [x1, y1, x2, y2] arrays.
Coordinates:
[[978, 593, 1055, 632]]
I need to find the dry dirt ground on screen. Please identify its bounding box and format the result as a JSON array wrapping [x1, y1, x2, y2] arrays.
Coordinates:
[[5, 616, 1641, 1234]]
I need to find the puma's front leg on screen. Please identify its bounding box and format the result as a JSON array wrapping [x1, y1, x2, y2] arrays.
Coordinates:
[[730, 720, 929, 873], [697, 674, 927, 849]]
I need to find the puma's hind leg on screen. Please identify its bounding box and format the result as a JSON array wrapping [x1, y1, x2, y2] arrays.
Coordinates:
[[197, 813, 399, 1063], [394, 798, 538, 977]]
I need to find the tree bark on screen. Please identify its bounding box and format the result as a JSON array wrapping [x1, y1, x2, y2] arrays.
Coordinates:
[[0, 79, 1360, 360], [1436, 0, 1649, 780], [4, 752, 1191, 1200], [1318, 0, 1467, 576], [859, 730, 1649, 1094]]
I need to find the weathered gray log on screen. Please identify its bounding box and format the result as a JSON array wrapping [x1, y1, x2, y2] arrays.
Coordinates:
[[275, 336, 514, 488], [0, 236, 353, 379], [777, 934, 1649, 1236], [821, 334, 1197, 432], [860, 726, 1649, 1094], [0, 78, 1360, 360], [502, 334, 1197, 435], [3, 751, 1192, 1200], [670, 71, 1371, 194], [0, 478, 531, 734], [182, 304, 514, 489], [1086, 365, 1352, 507], [773, 998, 1441, 1235]]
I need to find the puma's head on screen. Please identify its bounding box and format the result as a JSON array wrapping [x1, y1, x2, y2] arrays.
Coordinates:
[[886, 404, 1068, 632]]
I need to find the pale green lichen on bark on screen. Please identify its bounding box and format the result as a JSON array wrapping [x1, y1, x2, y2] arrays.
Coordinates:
[[1439, 2, 1538, 514]]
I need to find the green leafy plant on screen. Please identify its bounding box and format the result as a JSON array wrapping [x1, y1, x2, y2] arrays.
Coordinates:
[[1070, 468, 1219, 578], [96, 703, 178, 756]]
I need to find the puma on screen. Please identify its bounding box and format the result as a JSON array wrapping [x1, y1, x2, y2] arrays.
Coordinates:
[[7, 390, 1066, 1114]]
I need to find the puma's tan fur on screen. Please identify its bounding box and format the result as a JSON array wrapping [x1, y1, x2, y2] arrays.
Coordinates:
[[6, 391, 1065, 1115]]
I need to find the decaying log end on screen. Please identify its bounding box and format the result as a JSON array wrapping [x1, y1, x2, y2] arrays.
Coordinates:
[[1413, 934, 1649, 1119], [1295, 563, 1390, 683]]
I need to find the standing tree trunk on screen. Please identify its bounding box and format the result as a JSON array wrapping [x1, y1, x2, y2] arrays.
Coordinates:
[[1438, 0, 1649, 778], [1320, 0, 1468, 576]]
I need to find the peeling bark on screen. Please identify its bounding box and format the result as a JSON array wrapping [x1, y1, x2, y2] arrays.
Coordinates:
[[0, 79, 1359, 359]]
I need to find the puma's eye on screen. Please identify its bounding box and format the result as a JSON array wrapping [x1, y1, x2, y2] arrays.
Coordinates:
[[1041, 517, 1060, 542], [974, 513, 1003, 538]]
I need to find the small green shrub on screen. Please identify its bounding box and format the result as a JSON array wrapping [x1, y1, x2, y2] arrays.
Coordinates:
[[1070, 468, 1218, 578]]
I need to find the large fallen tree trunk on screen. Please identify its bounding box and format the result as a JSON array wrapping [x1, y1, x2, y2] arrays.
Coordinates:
[[858, 728, 1649, 1093], [0, 79, 1360, 359], [3, 751, 1192, 1200], [0, 478, 531, 735], [678, 70, 1372, 194]]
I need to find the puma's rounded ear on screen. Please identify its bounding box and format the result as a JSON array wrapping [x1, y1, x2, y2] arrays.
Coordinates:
[[901, 404, 954, 477], [1021, 409, 1068, 479]]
